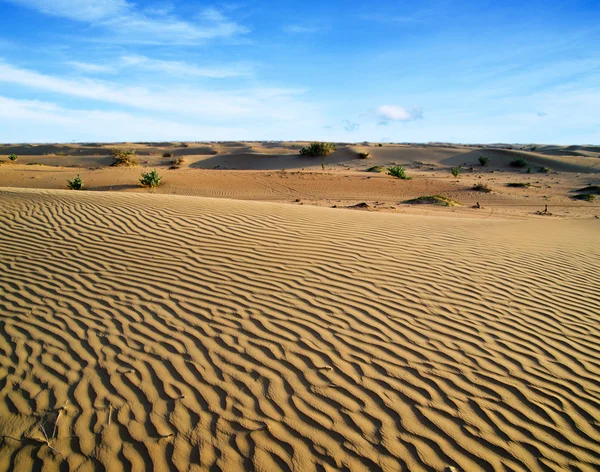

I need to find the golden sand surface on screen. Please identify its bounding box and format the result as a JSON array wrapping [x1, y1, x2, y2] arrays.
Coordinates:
[[0, 187, 599, 471]]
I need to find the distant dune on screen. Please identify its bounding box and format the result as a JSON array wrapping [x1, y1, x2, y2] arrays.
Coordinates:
[[0, 188, 599, 471]]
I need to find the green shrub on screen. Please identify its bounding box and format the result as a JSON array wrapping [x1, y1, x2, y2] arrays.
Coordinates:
[[299, 142, 336, 157], [478, 155, 489, 166], [366, 166, 385, 173], [358, 152, 371, 159], [472, 183, 491, 192], [510, 156, 528, 168], [405, 195, 461, 206], [163, 152, 174, 158], [387, 165, 411, 179], [180, 142, 189, 148], [67, 175, 83, 190], [538, 166, 550, 173], [572, 193, 596, 201], [111, 149, 138, 166], [56, 151, 67, 157], [378, 143, 383, 147], [8, 153, 17, 161], [451, 166, 462, 177], [140, 169, 162, 188]]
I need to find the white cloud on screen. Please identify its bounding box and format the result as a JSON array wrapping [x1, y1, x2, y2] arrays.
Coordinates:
[[0, 62, 316, 121], [119, 55, 252, 78], [375, 105, 423, 124], [66, 61, 115, 73], [283, 25, 321, 34], [5, 1, 247, 44]]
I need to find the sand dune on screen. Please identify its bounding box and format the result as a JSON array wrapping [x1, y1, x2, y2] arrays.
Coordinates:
[[1, 188, 599, 471]]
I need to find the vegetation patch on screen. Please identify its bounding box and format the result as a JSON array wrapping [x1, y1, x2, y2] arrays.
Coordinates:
[[538, 166, 550, 173], [366, 166, 386, 173], [405, 195, 461, 207], [387, 165, 411, 180], [67, 175, 84, 190], [572, 193, 597, 201], [8, 153, 17, 161], [299, 142, 336, 157], [357, 152, 371, 159], [510, 156, 528, 168], [111, 149, 138, 166], [506, 182, 531, 188], [478, 155, 489, 166], [163, 152, 174, 158], [140, 169, 162, 188], [472, 183, 491, 192], [451, 166, 462, 177], [170, 157, 185, 169]]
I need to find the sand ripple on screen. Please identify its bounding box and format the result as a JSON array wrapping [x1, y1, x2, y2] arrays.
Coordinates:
[[1, 188, 599, 471]]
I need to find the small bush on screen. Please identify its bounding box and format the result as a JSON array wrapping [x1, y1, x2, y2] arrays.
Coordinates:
[[405, 195, 461, 207], [451, 166, 462, 177], [140, 169, 162, 188], [163, 152, 174, 158], [111, 149, 138, 166], [510, 156, 528, 168], [378, 143, 383, 147], [8, 153, 17, 161], [366, 166, 386, 173], [67, 175, 84, 190], [478, 155, 489, 166], [299, 142, 336, 157], [572, 193, 596, 201], [387, 165, 411, 180], [358, 152, 371, 159], [180, 142, 189, 148], [538, 166, 550, 173], [472, 183, 491, 192], [169, 157, 185, 169], [506, 182, 530, 188]]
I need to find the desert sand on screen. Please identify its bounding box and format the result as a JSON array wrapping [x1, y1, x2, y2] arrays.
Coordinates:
[[1, 143, 600, 471]]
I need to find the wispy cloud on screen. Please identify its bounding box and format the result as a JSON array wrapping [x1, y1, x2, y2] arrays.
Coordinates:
[[375, 105, 423, 125], [6, 0, 248, 44], [119, 55, 252, 78], [0, 61, 315, 121], [282, 24, 322, 34], [66, 61, 115, 74]]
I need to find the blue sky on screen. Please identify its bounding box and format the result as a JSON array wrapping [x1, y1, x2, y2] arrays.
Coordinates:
[[0, 0, 598, 143]]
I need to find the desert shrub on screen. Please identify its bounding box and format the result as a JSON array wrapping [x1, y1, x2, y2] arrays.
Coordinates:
[[67, 175, 83, 190], [387, 165, 411, 179], [140, 169, 162, 187], [366, 166, 385, 173], [299, 142, 336, 157], [378, 143, 383, 147], [572, 193, 596, 201], [575, 185, 600, 194], [180, 142, 189, 148], [451, 166, 462, 177], [538, 166, 550, 173], [531, 145, 537, 151], [510, 156, 528, 168], [8, 153, 17, 161], [111, 149, 138, 166], [472, 183, 491, 192], [405, 195, 461, 206], [478, 155, 489, 166], [163, 152, 174, 158], [169, 157, 185, 169], [358, 152, 371, 159], [506, 182, 531, 188]]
